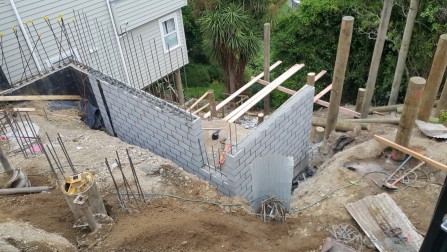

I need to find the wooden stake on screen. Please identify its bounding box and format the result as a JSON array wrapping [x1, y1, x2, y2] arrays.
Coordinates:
[[307, 72, 316, 86], [174, 69, 184, 105], [207, 90, 217, 118], [417, 34, 447, 121], [435, 78, 447, 116], [360, 0, 394, 118], [314, 126, 325, 143], [393, 77, 426, 160], [388, 0, 419, 105], [355, 88, 366, 112], [257, 112, 264, 124], [325, 16, 355, 139], [263, 23, 271, 115]]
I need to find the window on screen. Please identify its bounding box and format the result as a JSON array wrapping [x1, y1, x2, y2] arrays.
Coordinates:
[[159, 13, 180, 53]]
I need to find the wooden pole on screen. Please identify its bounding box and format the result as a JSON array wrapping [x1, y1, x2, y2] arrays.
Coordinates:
[[344, 117, 400, 125], [257, 112, 264, 124], [207, 90, 217, 118], [417, 34, 447, 121], [435, 78, 447, 116], [307, 72, 316, 86], [388, 0, 419, 105], [174, 69, 184, 105], [314, 117, 363, 133], [355, 88, 366, 113], [393, 77, 426, 160], [325, 16, 355, 139], [314, 126, 325, 143], [360, 0, 394, 118], [263, 23, 271, 115]]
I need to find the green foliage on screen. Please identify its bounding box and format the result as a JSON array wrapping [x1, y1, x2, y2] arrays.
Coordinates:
[[439, 110, 447, 124], [190, 0, 285, 92], [184, 81, 226, 101], [271, 0, 447, 107], [182, 5, 208, 64], [184, 64, 211, 87]]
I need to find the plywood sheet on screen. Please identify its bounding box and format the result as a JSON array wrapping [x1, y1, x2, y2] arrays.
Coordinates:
[[346, 193, 423, 252]]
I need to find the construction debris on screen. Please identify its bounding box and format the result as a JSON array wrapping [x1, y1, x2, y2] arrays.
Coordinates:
[[346, 193, 423, 252], [416, 120, 447, 139], [329, 223, 363, 251]]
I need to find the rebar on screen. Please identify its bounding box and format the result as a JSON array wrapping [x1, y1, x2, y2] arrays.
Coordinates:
[[147, 39, 162, 94], [119, 29, 135, 85], [82, 12, 103, 71], [30, 21, 53, 70], [24, 22, 47, 73], [58, 16, 77, 64], [66, 18, 85, 64], [42, 143, 60, 183], [180, 47, 188, 89], [0, 33, 13, 85], [12, 27, 30, 82], [57, 133, 76, 174], [126, 149, 145, 203], [19, 35, 42, 81], [71, 11, 90, 66], [139, 34, 153, 84], [11, 113, 32, 155], [43, 16, 69, 67], [0, 112, 25, 158], [125, 30, 140, 87], [115, 151, 140, 210], [211, 145, 216, 169], [46, 144, 64, 176], [105, 24, 125, 80], [153, 39, 166, 99], [105, 158, 126, 211], [46, 132, 64, 171], [130, 33, 144, 88], [76, 11, 96, 68], [96, 19, 113, 76]]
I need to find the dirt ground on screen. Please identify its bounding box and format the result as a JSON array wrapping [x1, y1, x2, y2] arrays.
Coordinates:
[[0, 101, 445, 251]]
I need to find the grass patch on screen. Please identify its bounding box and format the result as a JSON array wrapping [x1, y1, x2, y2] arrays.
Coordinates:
[[184, 81, 226, 101]]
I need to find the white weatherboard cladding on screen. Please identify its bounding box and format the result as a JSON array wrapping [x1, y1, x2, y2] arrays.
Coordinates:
[[251, 155, 294, 211], [0, 0, 188, 88], [119, 9, 188, 90], [110, 0, 187, 31]]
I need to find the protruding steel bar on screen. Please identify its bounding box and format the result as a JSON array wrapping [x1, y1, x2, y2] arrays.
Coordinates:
[[105, 158, 126, 211]]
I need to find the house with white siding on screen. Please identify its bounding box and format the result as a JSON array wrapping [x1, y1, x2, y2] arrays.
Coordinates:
[[0, 0, 189, 93]]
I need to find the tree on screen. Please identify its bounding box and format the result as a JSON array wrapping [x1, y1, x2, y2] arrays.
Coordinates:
[[191, 0, 285, 93], [272, 0, 447, 106]]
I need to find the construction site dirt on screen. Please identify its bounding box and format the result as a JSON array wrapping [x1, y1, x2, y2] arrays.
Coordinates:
[[0, 101, 445, 251]]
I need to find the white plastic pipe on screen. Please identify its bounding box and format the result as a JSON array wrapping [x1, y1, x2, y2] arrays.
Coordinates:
[[9, 0, 42, 72], [105, 0, 131, 84]]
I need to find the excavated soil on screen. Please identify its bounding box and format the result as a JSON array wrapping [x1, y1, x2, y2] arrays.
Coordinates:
[[0, 101, 444, 251]]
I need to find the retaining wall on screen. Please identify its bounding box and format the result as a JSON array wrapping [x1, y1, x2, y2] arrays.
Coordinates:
[[224, 85, 314, 200], [86, 70, 206, 175], [72, 67, 313, 200]]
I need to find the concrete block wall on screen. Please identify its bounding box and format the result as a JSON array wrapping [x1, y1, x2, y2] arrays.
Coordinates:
[[72, 67, 313, 200], [223, 85, 315, 200], [86, 69, 206, 175]]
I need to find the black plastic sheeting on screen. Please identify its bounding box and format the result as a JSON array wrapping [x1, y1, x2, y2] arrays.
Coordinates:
[[80, 99, 102, 129], [4, 66, 105, 131]]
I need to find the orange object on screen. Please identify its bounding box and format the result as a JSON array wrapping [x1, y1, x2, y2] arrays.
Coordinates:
[[219, 144, 232, 164]]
